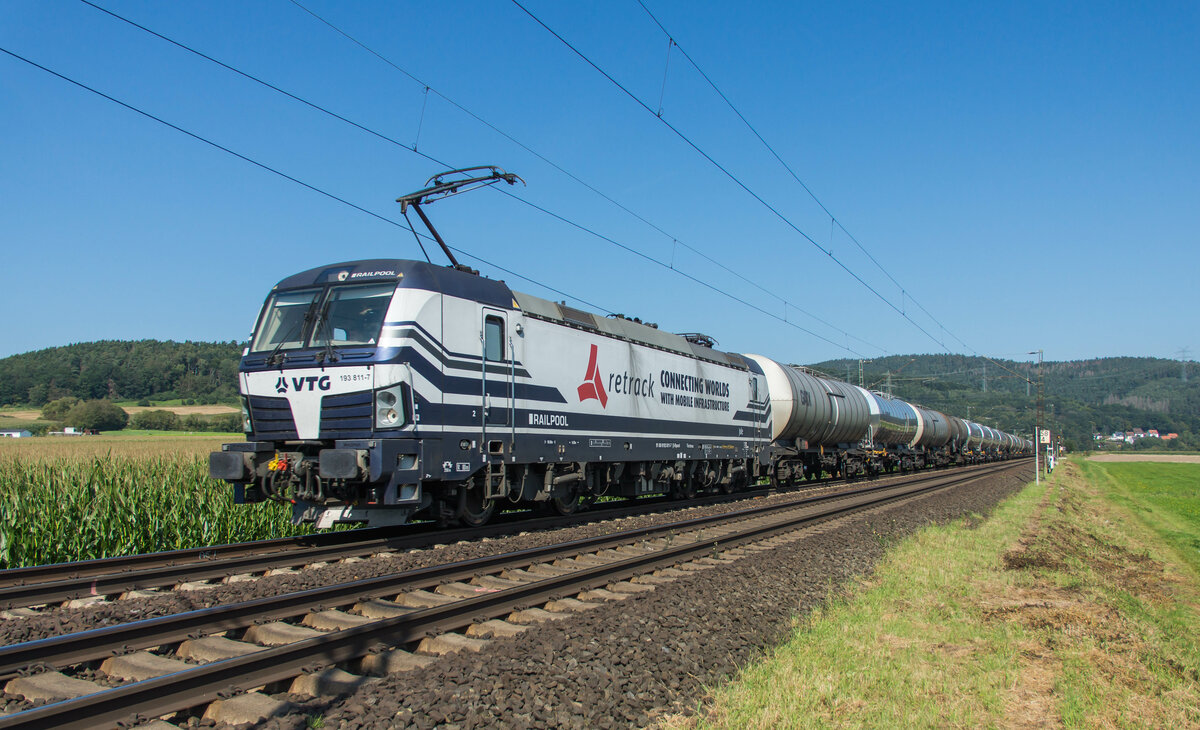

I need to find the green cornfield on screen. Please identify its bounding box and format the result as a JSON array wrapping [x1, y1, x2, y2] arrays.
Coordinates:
[[0, 435, 316, 569]]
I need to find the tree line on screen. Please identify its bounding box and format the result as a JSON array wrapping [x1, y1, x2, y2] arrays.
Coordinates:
[[26, 397, 241, 434], [0, 340, 243, 406], [812, 354, 1200, 452]]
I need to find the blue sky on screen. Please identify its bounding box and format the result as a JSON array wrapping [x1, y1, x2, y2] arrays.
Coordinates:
[[2, 0, 1196, 367]]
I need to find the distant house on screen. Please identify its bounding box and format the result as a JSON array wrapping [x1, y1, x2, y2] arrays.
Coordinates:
[[1163, 433, 1179, 440], [0, 429, 33, 438], [1132, 428, 1145, 438], [1148, 429, 1160, 438], [48, 427, 89, 436]]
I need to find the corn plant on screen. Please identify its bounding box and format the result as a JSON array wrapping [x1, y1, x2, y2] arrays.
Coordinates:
[[0, 449, 316, 569]]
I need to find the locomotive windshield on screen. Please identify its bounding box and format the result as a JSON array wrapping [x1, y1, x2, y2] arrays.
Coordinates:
[[310, 283, 394, 348], [250, 288, 321, 353], [250, 282, 395, 353]]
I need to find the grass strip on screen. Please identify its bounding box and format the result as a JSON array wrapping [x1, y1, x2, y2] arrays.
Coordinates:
[[665, 458, 1200, 728]]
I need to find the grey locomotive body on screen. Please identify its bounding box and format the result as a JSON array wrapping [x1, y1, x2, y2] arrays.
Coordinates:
[[211, 259, 771, 527]]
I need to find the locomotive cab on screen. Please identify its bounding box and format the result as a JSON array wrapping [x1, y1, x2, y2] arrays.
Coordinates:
[[210, 259, 458, 527]]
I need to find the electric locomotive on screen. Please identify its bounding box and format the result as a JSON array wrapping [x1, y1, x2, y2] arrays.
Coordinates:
[[210, 168, 1032, 528], [209, 256, 772, 527]]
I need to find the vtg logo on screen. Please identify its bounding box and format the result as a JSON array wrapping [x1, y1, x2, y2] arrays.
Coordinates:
[[577, 344, 608, 408], [275, 375, 332, 394]]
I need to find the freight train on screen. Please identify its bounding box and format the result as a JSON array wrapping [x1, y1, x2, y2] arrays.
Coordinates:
[[209, 258, 1033, 528]]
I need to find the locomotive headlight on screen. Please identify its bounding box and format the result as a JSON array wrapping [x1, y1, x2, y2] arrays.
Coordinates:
[[240, 396, 252, 434], [374, 384, 409, 429]]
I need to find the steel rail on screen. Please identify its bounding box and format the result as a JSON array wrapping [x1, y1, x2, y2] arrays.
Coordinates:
[[0, 462, 1005, 609], [0, 462, 1029, 729], [0, 461, 1025, 678]]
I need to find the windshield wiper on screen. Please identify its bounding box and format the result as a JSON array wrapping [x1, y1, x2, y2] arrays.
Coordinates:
[[313, 297, 339, 365], [266, 305, 316, 367]]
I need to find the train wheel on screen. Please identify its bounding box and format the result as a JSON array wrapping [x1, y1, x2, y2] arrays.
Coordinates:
[[726, 467, 747, 493], [550, 493, 581, 515], [457, 481, 495, 527]]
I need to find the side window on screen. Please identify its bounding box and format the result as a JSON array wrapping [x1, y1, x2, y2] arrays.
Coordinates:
[[484, 316, 504, 362]]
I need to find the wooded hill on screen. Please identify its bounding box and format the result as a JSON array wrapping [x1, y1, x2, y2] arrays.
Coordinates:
[[811, 354, 1200, 451], [1, 342, 1195, 450], [0, 340, 242, 407]]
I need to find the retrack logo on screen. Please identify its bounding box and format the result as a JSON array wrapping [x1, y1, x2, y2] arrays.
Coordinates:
[[577, 344, 608, 407]]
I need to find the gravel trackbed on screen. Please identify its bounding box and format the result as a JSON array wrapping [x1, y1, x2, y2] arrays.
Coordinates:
[[249, 467, 1031, 730]]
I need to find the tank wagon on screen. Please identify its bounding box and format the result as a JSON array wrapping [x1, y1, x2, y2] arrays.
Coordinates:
[[210, 257, 1033, 528]]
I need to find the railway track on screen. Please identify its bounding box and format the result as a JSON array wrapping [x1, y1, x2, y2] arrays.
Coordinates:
[[0, 460, 1027, 729], [0, 463, 983, 611]]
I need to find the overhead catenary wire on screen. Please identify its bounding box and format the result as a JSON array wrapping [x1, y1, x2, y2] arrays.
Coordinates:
[[71, 0, 877, 356], [282, 0, 883, 354], [0, 45, 608, 315], [633, 0, 1036, 385], [508, 0, 945, 353], [2, 40, 864, 355], [492, 189, 864, 354]]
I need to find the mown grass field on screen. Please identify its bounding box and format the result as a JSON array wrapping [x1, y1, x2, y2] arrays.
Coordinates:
[[1081, 459, 1200, 574], [0, 433, 319, 569], [664, 458, 1200, 728]]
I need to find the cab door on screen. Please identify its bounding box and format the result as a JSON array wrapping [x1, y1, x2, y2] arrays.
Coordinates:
[[481, 309, 510, 449]]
